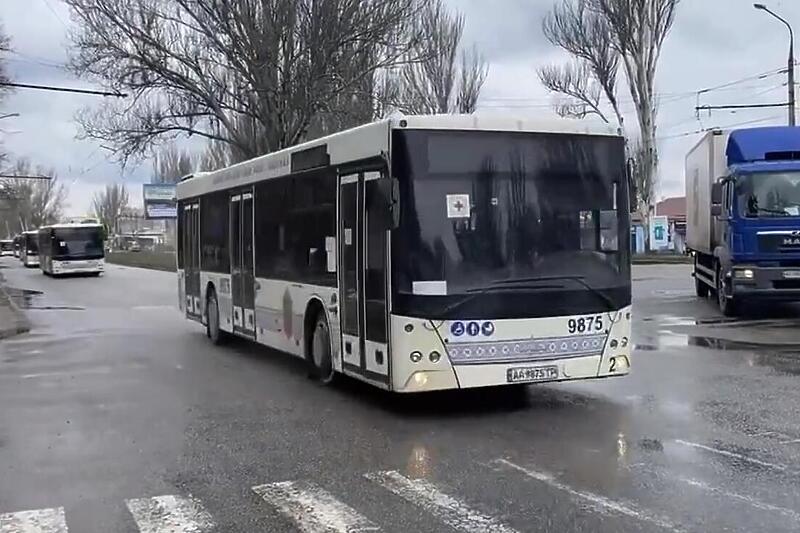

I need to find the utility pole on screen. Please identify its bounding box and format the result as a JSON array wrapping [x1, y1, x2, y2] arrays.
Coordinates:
[[755, 3, 796, 126]]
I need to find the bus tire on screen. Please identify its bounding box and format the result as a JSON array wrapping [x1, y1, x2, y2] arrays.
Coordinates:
[[308, 312, 335, 384], [206, 288, 226, 345]]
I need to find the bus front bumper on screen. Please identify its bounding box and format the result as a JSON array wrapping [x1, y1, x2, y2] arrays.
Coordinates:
[[397, 354, 630, 393], [51, 258, 105, 274]]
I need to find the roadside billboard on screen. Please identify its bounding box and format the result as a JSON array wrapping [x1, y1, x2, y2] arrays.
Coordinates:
[[143, 184, 177, 220]]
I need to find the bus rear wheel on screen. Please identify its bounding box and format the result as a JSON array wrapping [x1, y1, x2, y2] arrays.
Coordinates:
[[309, 313, 335, 384], [206, 288, 226, 345]]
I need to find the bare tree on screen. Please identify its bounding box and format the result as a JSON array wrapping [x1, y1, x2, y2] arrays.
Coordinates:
[[392, 0, 488, 115], [540, 0, 679, 219], [197, 140, 231, 172], [539, 0, 624, 128], [0, 159, 67, 231], [153, 145, 195, 184], [0, 24, 13, 165], [92, 183, 129, 234], [66, 0, 422, 165]]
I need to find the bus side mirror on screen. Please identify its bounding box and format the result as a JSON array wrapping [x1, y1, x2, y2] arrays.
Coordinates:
[[390, 177, 401, 228]]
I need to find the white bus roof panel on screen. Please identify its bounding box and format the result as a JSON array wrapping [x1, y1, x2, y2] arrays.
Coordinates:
[[177, 115, 621, 199]]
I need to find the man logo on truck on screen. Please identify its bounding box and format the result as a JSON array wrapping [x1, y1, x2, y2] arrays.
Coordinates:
[[783, 237, 800, 246]]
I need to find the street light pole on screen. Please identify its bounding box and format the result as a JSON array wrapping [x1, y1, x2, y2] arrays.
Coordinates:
[[755, 3, 796, 126]]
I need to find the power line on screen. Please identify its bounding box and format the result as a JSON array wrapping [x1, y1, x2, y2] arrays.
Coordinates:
[[658, 115, 783, 141], [0, 174, 53, 180], [0, 82, 126, 98], [696, 102, 790, 111], [40, 0, 69, 29]]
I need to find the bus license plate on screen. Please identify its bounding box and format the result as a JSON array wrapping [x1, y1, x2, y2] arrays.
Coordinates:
[[507, 366, 559, 383]]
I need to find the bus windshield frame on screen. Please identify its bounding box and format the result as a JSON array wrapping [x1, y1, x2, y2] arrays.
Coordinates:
[[41, 226, 105, 260], [390, 128, 631, 320]]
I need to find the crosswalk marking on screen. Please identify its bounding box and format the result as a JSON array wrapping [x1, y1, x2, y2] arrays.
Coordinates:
[[0, 507, 67, 533], [364, 471, 518, 533], [126, 495, 215, 533], [492, 458, 684, 532], [252, 480, 380, 533]]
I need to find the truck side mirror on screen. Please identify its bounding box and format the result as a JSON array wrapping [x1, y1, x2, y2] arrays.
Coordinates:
[[711, 182, 723, 205], [711, 204, 722, 217]]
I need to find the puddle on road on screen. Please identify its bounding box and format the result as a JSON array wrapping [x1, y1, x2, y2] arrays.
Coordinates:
[[4, 287, 84, 311]]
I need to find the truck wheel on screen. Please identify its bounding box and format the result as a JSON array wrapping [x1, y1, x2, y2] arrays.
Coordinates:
[[308, 312, 335, 384], [695, 275, 709, 298], [716, 268, 738, 317]]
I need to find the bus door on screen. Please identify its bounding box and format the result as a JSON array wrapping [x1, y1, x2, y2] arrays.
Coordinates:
[[339, 171, 390, 385], [182, 201, 201, 318], [229, 190, 256, 336]]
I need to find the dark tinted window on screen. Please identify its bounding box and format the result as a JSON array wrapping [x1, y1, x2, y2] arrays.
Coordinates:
[[177, 202, 185, 269], [255, 168, 336, 285], [200, 191, 230, 273]]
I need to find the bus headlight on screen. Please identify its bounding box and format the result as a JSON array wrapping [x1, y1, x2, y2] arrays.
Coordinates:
[[410, 351, 423, 363]]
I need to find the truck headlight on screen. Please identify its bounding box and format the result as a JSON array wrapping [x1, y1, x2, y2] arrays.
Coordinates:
[[734, 269, 754, 279]]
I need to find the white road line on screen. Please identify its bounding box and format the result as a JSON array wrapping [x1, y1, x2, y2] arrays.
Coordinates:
[[674, 439, 792, 473], [676, 476, 800, 522], [364, 470, 517, 533], [253, 480, 380, 533], [492, 459, 684, 532], [0, 507, 67, 533], [126, 494, 215, 533]]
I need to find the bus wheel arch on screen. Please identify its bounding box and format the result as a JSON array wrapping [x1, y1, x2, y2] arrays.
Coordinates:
[[304, 299, 335, 384]]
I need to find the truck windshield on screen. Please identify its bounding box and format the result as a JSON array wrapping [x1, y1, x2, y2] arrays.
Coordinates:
[[736, 171, 800, 218], [391, 129, 631, 319]]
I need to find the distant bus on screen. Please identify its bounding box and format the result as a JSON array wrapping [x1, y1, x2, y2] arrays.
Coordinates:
[[176, 115, 633, 393], [38, 223, 105, 276], [0, 239, 13, 257], [20, 230, 40, 267]]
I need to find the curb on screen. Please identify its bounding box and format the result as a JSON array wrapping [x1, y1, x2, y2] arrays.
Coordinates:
[[0, 275, 31, 340]]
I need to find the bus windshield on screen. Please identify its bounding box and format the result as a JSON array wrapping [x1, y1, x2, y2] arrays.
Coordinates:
[[391, 129, 630, 319], [49, 227, 104, 259], [24, 233, 39, 254], [0, 240, 12, 252]]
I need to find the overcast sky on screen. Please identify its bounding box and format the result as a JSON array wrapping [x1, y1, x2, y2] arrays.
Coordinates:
[[1, 0, 799, 215]]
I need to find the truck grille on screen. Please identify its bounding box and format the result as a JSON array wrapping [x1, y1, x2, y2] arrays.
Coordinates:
[[758, 233, 800, 253], [447, 333, 606, 365]]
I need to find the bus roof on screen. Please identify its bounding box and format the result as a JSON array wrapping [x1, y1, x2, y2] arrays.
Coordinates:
[[177, 114, 621, 199], [40, 223, 103, 229], [22, 230, 39, 235]]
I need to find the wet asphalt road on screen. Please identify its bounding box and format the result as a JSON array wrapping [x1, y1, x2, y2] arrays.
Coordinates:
[[2, 258, 800, 532]]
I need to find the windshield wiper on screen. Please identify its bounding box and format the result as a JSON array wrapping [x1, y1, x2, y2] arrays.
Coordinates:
[[487, 275, 617, 311], [751, 206, 790, 216]]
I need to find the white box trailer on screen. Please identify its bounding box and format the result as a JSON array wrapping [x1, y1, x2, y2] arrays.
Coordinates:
[[685, 129, 729, 255]]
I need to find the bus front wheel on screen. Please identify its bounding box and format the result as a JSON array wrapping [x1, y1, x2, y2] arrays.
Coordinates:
[[309, 313, 335, 384], [206, 288, 226, 345]]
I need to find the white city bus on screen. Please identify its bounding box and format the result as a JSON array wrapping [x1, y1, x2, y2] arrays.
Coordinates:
[[20, 230, 40, 267], [39, 223, 105, 276], [176, 115, 633, 393], [0, 239, 13, 257]]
